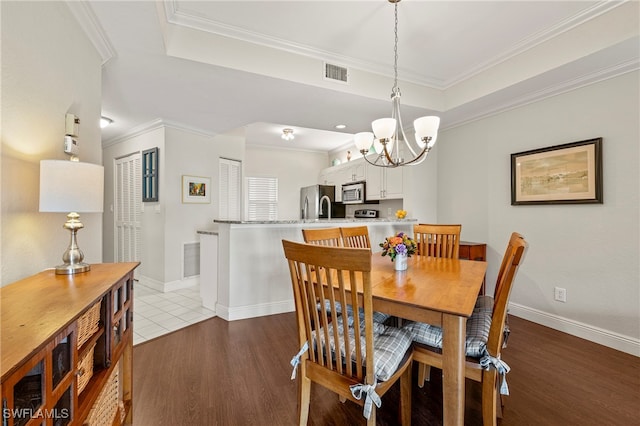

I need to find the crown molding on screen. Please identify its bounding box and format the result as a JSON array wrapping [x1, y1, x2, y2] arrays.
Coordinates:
[[443, 58, 639, 131], [162, 0, 442, 88], [103, 118, 218, 148], [65, 0, 116, 65], [162, 0, 623, 91], [443, 0, 626, 88]]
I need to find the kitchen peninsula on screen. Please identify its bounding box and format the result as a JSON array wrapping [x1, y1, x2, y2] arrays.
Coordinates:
[[198, 218, 416, 321]]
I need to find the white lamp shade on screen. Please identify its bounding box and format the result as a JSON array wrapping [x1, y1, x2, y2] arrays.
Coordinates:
[[372, 118, 396, 140], [414, 116, 440, 139], [354, 132, 374, 151], [39, 160, 104, 213]]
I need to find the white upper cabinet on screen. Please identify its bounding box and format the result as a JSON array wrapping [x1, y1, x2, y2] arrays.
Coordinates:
[[322, 157, 403, 201], [365, 160, 404, 200], [319, 159, 367, 202]]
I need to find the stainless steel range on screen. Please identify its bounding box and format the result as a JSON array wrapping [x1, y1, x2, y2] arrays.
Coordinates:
[[354, 209, 379, 219]]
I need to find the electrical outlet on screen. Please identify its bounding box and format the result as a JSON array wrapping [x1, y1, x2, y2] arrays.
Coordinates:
[[554, 287, 567, 303]]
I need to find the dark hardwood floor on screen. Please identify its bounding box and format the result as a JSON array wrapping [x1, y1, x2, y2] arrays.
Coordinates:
[[132, 313, 639, 425]]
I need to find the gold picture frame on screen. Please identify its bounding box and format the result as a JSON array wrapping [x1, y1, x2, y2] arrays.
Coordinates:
[[511, 138, 603, 205]]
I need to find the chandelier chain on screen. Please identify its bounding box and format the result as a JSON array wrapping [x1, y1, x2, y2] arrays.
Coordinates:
[[393, 1, 399, 91]]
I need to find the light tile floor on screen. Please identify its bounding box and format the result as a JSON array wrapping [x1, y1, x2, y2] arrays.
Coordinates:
[[133, 282, 216, 345]]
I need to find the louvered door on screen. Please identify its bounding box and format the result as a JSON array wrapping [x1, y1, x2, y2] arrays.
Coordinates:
[[219, 157, 241, 221], [114, 153, 142, 265]]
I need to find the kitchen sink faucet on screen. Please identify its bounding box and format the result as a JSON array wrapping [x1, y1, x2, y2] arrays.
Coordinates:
[[319, 195, 331, 220]]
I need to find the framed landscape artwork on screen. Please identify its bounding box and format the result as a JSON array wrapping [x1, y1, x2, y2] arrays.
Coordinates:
[[511, 138, 603, 205], [182, 175, 211, 204]]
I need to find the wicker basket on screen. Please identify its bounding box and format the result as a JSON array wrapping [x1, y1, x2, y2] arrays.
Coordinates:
[[84, 363, 119, 426], [77, 344, 95, 394], [77, 301, 101, 348]]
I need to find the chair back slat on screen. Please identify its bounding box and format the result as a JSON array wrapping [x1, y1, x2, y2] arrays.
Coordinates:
[[414, 224, 462, 258], [341, 226, 371, 249], [302, 227, 343, 247], [486, 232, 528, 357], [282, 240, 373, 383]]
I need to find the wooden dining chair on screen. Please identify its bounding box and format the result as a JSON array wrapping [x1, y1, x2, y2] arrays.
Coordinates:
[[340, 226, 371, 249], [302, 227, 343, 247], [414, 224, 462, 258], [304, 226, 389, 326], [407, 232, 528, 426], [282, 240, 413, 426]]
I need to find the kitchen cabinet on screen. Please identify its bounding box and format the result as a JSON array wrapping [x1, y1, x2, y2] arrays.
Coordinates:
[[365, 161, 404, 200], [343, 160, 366, 182], [319, 159, 366, 202], [1, 263, 139, 426]]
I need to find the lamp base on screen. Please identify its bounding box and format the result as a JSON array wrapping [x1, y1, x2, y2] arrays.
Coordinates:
[[55, 212, 91, 275], [55, 262, 91, 275]]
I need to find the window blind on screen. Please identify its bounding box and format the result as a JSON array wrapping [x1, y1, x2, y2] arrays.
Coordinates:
[[245, 176, 278, 221]]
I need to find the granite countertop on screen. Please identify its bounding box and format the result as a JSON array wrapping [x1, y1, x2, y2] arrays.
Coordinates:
[[213, 218, 417, 225]]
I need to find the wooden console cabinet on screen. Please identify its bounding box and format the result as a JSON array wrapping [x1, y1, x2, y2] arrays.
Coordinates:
[[458, 241, 487, 262], [459, 241, 487, 294], [1, 262, 139, 426]]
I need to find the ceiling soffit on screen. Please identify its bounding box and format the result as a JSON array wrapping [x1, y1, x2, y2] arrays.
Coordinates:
[[157, 1, 638, 115]]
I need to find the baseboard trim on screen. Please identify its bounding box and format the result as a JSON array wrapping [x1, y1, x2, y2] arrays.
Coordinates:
[[216, 300, 295, 322], [137, 274, 199, 293], [164, 276, 199, 292], [509, 302, 640, 357]]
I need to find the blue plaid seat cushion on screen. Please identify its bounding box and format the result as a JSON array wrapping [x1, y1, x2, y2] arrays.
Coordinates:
[[403, 309, 492, 358], [474, 295, 494, 313], [320, 300, 391, 324], [313, 319, 412, 382]]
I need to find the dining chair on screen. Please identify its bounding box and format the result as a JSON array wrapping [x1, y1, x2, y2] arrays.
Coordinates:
[[340, 226, 371, 249], [302, 227, 343, 247], [282, 240, 413, 426], [414, 224, 462, 258], [406, 232, 528, 426], [304, 227, 389, 327]]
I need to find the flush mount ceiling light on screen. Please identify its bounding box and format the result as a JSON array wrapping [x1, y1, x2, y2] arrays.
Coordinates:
[[354, 0, 440, 168], [100, 116, 113, 128], [281, 128, 295, 141]]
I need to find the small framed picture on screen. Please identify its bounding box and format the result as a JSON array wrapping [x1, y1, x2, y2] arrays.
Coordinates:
[[511, 138, 603, 205], [182, 175, 211, 204]]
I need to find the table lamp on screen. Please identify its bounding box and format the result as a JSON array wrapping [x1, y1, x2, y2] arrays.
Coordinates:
[[39, 160, 104, 274]]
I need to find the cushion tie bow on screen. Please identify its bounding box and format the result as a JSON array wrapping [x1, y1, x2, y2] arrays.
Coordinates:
[[349, 381, 381, 419], [289, 341, 309, 380], [480, 353, 511, 395]]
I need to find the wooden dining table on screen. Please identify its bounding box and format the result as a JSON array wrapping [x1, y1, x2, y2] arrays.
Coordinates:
[[369, 252, 487, 426]]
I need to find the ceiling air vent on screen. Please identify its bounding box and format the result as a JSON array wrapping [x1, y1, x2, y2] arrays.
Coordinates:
[[324, 62, 349, 84]]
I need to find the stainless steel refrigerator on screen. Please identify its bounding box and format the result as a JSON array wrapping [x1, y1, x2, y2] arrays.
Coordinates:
[[300, 185, 335, 219]]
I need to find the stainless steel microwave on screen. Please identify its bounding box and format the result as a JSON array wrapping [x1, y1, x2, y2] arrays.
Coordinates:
[[342, 182, 365, 204]]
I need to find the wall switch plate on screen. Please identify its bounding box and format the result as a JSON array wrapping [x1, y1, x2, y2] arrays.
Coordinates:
[[65, 113, 79, 137], [64, 135, 79, 155], [554, 286, 567, 303]]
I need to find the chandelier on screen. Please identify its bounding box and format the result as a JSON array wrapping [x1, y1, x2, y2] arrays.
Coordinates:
[[281, 128, 295, 141], [354, 0, 440, 168]]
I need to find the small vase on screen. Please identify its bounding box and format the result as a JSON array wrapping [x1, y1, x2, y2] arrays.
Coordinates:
[[394, 253, 408, 271]]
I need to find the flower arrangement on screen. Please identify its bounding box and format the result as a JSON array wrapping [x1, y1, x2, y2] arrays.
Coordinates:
[[380, 232, 417, 261]]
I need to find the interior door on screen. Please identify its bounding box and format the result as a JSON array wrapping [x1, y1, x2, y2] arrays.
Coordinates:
[[114, 153, 142, 266]]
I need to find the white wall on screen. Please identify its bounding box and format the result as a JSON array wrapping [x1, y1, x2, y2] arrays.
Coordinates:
[[102, 125, 166, 282], [438, 72, 640, 354], [244, 146, 328, 220], [164, 126, 217, 285], [1, 2, 103, 285], [102, 123, 251, 290]]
